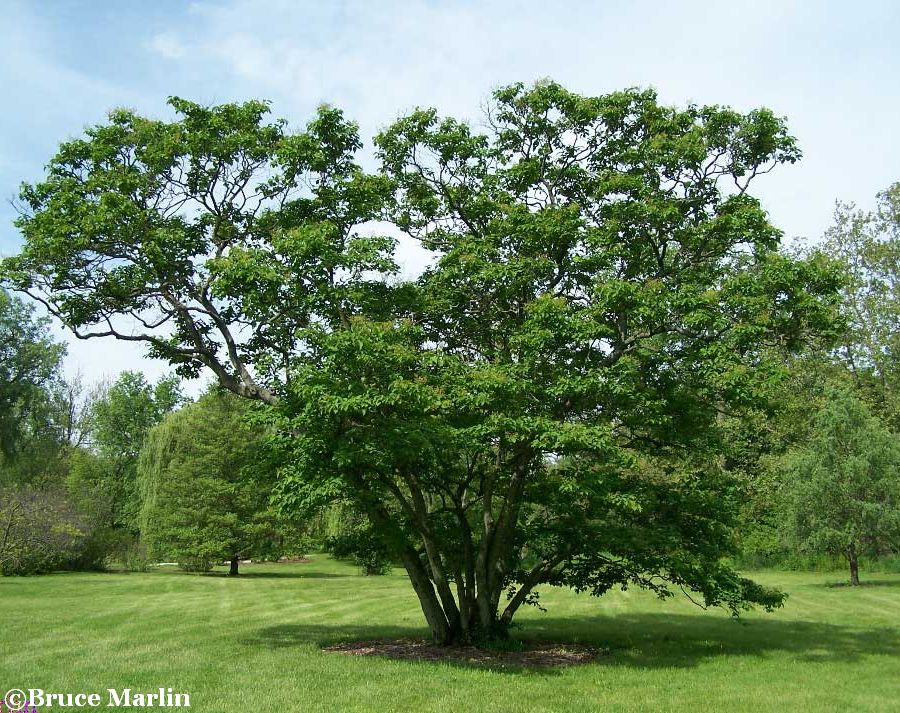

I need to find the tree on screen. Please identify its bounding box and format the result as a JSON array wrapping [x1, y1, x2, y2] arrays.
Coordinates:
[[52, 370, 102, 452], [819, 183, 900, 427], [93, 372, 183, 463], [0, 289, 66, 471], [2, 83, 840, 644], [781, 387, 900, 585], [72, 371, 183, 532], [3, 97, 390, 403], [717, 349, 834, 566], [138, 391, 288, 574]]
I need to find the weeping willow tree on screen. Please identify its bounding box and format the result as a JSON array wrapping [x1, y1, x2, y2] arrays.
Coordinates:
[[138, 391, 290, 574]]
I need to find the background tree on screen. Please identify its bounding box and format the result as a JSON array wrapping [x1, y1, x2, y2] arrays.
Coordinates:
[[79, 371, 183, 529], [53, 371, 182, 569], [0, 484, 89, 575], [322, 504, 392, 575], [735, 182, 900, 570], [780, 387, 900, 585], [2, 83, 841, 643], [0, 294, 182, 572], [819, 182, 900, 427], [138, 390, 297, 574], [0, 289, 66, 478]]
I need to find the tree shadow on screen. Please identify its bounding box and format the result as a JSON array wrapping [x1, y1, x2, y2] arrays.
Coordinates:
[[241, 623, 574, 675], [244, 623, 426, 649], [204, 571, 351, 579], [242, 613, 899, 674], [524, 613, 900, 669], [822, 580, 900, 589]]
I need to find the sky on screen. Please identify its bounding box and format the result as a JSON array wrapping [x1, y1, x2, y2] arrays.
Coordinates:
[[1, 0, 898, 389]]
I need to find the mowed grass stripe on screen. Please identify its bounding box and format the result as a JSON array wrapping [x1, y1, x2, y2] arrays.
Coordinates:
[[2, 558, 899, 712]]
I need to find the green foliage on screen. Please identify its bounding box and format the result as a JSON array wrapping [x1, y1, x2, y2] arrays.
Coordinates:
[[93, 371, 183, 462], [0, 364, 158, 572], [138, 390, 299, 572], [780, 386, 900, 580], [818, 182, 900, 428], [0, 484, 90, 575], [2, 97, 392, 396], [266, 82, 842, 639], [64, 447, 142, 570], [67, 370, 183, 536], [721, 351, 834, 565], [322, 505, 392, 575], [0, 300, 180, 571], [0, 289, 66, 472], [734, 181, 900, 569]]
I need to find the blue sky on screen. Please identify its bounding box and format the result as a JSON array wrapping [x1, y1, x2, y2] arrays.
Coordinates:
[[2, 0, 898, 386]]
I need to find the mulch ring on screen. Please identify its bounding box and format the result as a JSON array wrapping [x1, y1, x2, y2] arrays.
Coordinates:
[[322, 638, 603, 668]]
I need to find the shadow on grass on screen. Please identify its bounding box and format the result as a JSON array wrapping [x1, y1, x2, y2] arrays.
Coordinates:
[[822, 580, 900, 589], [244, 623, 426, 649], [243, 613, 900, 674], [528, 613, 900, 668], [242, 623, 573, 675], [204, 571, 351, 579]]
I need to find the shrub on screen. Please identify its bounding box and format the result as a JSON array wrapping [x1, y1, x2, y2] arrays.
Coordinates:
[[0, 485, 88, 575]]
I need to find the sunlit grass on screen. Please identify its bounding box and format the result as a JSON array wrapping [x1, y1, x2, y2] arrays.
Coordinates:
[[2, 557, 898, 712]]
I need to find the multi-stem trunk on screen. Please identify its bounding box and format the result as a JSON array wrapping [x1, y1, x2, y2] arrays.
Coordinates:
[[399, 556, 510, 645], [398, 493, 555, 644], [362, 449, 541, 646]]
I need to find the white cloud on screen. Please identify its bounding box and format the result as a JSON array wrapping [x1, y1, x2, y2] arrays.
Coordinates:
[[147, 32, 187, 60]]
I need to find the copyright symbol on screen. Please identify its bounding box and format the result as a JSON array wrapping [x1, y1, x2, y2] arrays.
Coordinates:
[[3, 689, 26, 712]]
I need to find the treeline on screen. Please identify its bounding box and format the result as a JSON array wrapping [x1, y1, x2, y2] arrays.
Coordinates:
[[730, 184, 900, 579], [0, 329, 318, 574], [0, 298, 393, 575]]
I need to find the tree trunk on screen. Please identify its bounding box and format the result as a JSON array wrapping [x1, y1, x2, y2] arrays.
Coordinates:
[[848, 545, 860, 586], [229, 556, 240, 576], [399, 550, 454, 645]]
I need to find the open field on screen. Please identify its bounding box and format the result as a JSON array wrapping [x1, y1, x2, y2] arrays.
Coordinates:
[[1, 557, 898, 712]]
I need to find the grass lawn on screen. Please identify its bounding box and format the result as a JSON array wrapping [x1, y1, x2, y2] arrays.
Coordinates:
[[1, 557, 898, 712]]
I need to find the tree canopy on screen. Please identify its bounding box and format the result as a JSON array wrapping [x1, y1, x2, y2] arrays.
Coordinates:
[[819, 182, 900, 427], [4, 97, 390, 401], [2, 82, 842, 643]]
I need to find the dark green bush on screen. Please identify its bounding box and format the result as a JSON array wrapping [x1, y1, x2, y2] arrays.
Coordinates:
[[0, 485, 88, 575], [323, 511, 392, 576]]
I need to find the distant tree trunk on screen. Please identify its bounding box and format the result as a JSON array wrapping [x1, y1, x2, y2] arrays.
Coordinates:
[[847, 544, 860, 586], [229, 556, 240, 576]]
